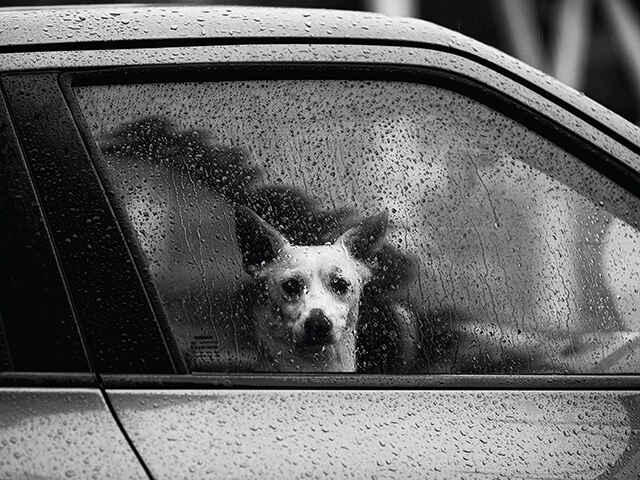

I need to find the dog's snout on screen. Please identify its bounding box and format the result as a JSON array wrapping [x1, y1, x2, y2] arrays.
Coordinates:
[[303, 309, 333, 345]]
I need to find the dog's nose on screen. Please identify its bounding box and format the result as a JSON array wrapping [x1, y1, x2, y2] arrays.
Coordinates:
[[303, 309, 332, 345]]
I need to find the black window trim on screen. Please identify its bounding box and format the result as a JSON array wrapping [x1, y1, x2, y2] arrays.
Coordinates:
[[100, 373, 640, 390], [54, 61, 640, 389], [3, 372, 640, 390], [0, 372, 98, 388], [2, 72, 181, 376], [0, 79, 92, 375]]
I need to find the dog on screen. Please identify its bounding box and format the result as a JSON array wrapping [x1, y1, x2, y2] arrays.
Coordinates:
[[234, 206, 388, 372]]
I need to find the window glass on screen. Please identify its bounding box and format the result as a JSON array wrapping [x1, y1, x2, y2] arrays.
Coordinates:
[[74, 80, 640, 373]]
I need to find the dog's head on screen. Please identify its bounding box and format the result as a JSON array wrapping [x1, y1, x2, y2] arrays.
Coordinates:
[[235, 206, 387, 352]]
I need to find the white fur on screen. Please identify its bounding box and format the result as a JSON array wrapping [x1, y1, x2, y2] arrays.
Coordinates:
[[236, 207, 387, 372], [254, 241, 372, 372]]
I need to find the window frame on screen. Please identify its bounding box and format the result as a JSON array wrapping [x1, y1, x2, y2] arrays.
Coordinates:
[[98, 373, 640, 390], [53, 61, 640, 388], [0, 54, 640, 389]]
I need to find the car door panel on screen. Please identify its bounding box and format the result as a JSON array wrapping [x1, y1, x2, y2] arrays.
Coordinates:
[[0, 388, 147, 480], [59, 53, 640, 478], [106, 388, 640, 479]]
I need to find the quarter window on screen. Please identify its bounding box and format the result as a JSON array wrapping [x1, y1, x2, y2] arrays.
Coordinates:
[[74, 79, 640, 373]]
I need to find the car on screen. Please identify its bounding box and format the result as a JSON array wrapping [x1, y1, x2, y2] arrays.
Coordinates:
[[2, 4, 640, 479]]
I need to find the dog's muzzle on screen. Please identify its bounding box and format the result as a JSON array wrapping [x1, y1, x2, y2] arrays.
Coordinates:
[[302, 309, 333, 346]]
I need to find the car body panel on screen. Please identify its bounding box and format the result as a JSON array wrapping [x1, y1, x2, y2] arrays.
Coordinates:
[[108, 388, 640, 479], [1, 5, 638, 155], [0, 388, 147, 479]]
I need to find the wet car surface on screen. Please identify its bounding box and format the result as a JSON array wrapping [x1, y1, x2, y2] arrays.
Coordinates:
[[2, 5, 640, 479]]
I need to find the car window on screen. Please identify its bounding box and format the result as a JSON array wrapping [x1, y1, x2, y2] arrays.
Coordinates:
[[73, 79, 640, 374]]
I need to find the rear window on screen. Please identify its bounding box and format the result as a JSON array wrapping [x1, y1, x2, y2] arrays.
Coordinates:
[[73, 79, 640, 374]]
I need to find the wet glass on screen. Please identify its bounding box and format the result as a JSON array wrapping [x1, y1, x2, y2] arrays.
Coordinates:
[[74, 80, 640, 373]]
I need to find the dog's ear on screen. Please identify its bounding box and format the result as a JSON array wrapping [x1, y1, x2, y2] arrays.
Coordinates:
[[336, 210, 388, 261], [235, 206, 289, 273]]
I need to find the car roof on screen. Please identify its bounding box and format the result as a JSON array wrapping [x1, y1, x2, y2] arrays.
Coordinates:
[[0, 4, 465, 49], [1, 4, 639, 153]]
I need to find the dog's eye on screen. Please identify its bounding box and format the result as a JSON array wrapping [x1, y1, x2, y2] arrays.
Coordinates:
[[281, 278, 303, 298], [329, 277, 350, 295]]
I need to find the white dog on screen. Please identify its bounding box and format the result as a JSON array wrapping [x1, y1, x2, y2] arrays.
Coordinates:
[[235, 206, 388, 372]]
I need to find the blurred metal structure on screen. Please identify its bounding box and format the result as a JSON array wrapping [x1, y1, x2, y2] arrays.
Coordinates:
[[604, 0, 640, 106], [495, 0, 640, 122], [367, 0, 417, 18]]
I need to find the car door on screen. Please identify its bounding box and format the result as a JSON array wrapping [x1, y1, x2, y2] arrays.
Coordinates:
[[0, 79, 148, 480], [6, 40, 640, 478]]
